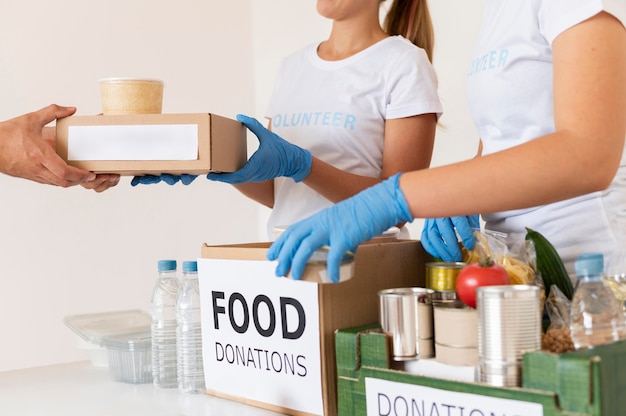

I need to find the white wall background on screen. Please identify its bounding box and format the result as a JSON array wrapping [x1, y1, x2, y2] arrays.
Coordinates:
[[0, 0, 483, 372]]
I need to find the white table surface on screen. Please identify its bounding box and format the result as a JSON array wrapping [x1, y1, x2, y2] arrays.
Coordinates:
[[0, 361, 285, 416]]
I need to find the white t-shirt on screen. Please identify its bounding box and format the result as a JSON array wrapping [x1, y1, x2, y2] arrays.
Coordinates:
[[467, 0, 626, 273], [265, 36, 443, 238]]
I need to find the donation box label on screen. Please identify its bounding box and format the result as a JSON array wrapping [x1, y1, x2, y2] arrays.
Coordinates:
[[198, 258, 322, 415], [365, 378, 544, 416]]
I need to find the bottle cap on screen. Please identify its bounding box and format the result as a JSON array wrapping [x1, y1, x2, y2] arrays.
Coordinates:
[[575, 253, 604, 276], [182, 261, 198, 273], [157, 259, 177, 272]]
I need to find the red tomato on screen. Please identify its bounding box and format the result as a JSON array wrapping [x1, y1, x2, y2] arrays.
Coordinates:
[[456, 260, 510, 308]]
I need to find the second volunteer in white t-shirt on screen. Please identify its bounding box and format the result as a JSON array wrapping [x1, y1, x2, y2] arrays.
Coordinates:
[[422, 0, 626, 273]]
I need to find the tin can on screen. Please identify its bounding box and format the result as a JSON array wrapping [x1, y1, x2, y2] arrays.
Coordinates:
[[434, 302, 478, 366], [378, 287, 435, 361], [476, 285, 542, 387], [432, 290, 458, 304], [425, 262, 465, 292]]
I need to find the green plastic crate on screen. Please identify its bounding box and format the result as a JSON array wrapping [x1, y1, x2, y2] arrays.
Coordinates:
[[336, 324, 626, 416]]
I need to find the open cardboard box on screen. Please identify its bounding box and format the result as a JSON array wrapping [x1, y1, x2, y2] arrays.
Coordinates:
[[55, 113, 247, 175], [198, 239, 427, 416]]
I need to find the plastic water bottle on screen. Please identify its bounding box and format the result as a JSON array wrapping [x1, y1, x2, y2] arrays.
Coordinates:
[[150, 259, 180, 388], [176, 260, 205, 394], [569, 253, 626, 349]]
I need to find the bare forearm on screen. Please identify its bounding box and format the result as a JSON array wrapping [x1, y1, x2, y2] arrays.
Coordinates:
[[304, 113, 437, 203], [400, 129, 624, 219], [233, 181, 274, 208], [303, 158, 381, 202]]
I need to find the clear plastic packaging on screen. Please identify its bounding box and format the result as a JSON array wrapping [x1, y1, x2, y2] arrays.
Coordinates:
[[64, 309, 152, 382], [605, 237, 626, 314], [541, 286, 575, 353], [64, 309, 151, 344], [463, 229, 537, 285], [101, 331, 152, 384]]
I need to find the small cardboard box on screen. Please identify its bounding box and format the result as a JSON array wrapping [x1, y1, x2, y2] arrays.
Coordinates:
[[55, 113, 247, 175], [198, 239, 426, 416]]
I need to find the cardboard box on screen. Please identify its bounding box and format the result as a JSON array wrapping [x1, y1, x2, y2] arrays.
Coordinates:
[[55, 113, 247, 175], [335, 325, 626, 416], [198, 239, 427, 416]]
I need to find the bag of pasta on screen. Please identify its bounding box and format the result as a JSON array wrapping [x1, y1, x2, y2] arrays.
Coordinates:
[[462, 229, 537, 285], [463, 229, 546, 327]]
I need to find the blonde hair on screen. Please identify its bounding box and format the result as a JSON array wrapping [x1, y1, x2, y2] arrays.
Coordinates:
[[383, 0, 435, 62]]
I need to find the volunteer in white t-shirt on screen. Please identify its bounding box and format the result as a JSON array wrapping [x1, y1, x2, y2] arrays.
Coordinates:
[[266, 0, 626, 283], [263, 35, 441, 238], [422, 0, 626, 273], [206, 0, 444, 240]]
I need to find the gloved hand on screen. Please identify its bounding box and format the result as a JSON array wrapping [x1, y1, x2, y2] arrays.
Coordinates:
[[420, 216, 479, 262], [130, 173, 197, 186], [207, 114, 312, 184], [267, 173, 413, 283]]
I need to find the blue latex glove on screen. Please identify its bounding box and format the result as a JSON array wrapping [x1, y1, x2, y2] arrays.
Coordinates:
[[420, 216, 480, 262], [207, 114, 312, 184], [267, 173, 413, 283], [130, 173, 197, 186]]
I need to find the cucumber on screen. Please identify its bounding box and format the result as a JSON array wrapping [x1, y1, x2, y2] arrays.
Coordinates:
[[525, 227, 575, 300]]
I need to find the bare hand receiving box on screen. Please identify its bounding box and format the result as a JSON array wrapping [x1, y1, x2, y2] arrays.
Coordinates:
[[55, 113, 247, 176]]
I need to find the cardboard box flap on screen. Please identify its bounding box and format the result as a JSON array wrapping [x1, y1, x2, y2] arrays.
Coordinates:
[[202, 242, 270, 261], [335, 324, 386, 373], [201, 242, 355, 284]]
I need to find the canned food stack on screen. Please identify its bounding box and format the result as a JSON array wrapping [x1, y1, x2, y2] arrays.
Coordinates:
[[433, 303, 478, 366], [476, 285, 542, 387], [425, 262, 479, 367]]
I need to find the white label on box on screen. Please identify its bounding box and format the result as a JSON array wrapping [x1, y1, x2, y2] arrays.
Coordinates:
[[198, 258, 323, 415], [365, 378, 544, 416], [67, 124, 198, 160]]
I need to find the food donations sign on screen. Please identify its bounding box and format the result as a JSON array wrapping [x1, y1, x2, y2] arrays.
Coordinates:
[[198, 258, 323, 415]]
